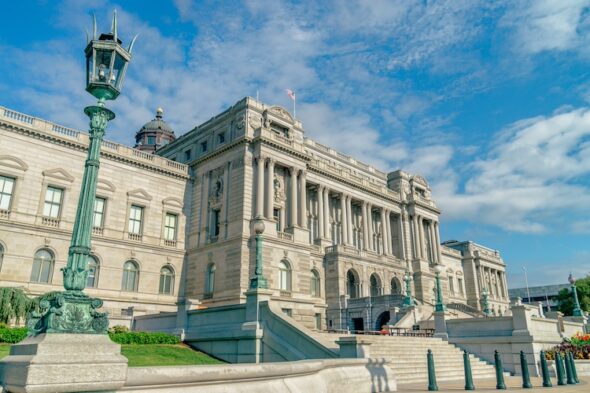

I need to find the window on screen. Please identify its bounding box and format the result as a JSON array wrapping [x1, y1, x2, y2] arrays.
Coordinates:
[[147, 136, 156, 145], [217, 133, 225, 144], [184, 149, 191, 161], [31, 249, 54, 283], [121, 260, 139, 292], [86, 255, 99, 288], [449, 276, 455, 295], [164, 213, 178, 241], [279, 260, 291, 292], [310, 270, 320, 297], [282, 308, 292, 317], [205, 263, 215, 297], [370, 274, 381, 297], [273, 208, 281, 231], [347, 270, 359, 299], [458, 278, 464, 295], [93, 197, 106, 228], [0, 176, 15, 211], [391, 278, 401, 295], [159, 265, 175, 295], [201, 141, 208, 152], [211, 209, 220, 237], [315, 313, 322, 330], [128, 205, 143, 234], [43, 187, 63, 218]]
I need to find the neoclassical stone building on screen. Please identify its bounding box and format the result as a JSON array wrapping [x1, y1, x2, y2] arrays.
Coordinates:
[[0, 97, 510, 330]]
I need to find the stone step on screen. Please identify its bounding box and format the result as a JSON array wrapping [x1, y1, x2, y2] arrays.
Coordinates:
[[390, 365, 495, 375]]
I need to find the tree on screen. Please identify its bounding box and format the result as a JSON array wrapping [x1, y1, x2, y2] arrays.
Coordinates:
[[0, 287, 36, 325], [557, 276, 590, 316]]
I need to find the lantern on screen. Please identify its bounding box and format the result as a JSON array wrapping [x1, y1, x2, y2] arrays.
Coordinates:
[[85, 12, 136, 101]]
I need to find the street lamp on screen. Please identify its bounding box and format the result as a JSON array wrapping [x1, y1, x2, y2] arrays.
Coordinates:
[[434, 264, 446, 312], [522, 266, 531, 304], [402, 270, 414, 307], [481, 287, 492, 316], [249, 216, 268, 289], [568, 273, 583, 317], [27, 12, 135, 334]]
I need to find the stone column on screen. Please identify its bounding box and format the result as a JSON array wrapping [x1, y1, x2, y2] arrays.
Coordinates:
[[317, 186, 324, 238], [200, 171, 211, 245], [265, 158, 274, 219], [429, 222, 438, 263], [299, 170, 307, 228], [289, 167, 297, 227], [362, 202, 368, 250], [347, 197, 354, 245], [417, 216, 424, 259], [399, 213, 406, 259], [340, 194, 347, 244], [434, 222, 441, 261], [323, 188, 330, 239], [502, 272, 509, 299], [410, 214, 418, 259], [367, 204, 374, 251], [256, 156, 265, 218], [380, 209, 387, 255], [385, 210, 392, 255]]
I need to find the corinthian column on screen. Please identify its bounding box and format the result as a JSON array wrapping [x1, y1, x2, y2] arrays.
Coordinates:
[[362, 202, 368, 250], [340, 194, 347, 244], [299, 170, 307, 228], [346, 197, 353, 245], [318, 186, 324, 238], [256, 155, 265, 217], [324, 188, 330, 239], [289, 167, 297, 227], [265, 158, 274, 219], [367, 204, 374, 251]]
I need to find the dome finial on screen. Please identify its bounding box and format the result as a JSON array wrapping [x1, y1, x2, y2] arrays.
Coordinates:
[[156, 107, 163, 118]]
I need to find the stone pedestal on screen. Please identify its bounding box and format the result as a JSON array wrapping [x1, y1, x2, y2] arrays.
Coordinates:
[[240, 288, 274, 363], [336, 336, 372, 358], [433, 310, 449, 340], [0, 333, 128, 393]]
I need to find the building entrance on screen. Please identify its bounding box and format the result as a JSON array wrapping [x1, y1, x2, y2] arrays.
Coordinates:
[[352, 317, 364, 331]]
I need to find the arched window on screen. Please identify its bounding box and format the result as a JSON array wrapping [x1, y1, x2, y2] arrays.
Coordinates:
[[31, 249, 54, 283], [346, 269, 359, 299], [205, 263, 215, 296], [121, 260, 139, 292], [391, 277, 401, 295], [159, 265, 175, 295], [370, 274, 381, 297], [310, 269, 320, 297], [86, 255, 99, 288], [279, 260, 291, 292]]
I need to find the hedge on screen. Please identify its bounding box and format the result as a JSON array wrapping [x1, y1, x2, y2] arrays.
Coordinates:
[[0, 327, 28, 343], [108, 331, 180, 345]]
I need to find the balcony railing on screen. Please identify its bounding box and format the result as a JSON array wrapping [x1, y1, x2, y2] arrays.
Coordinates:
[[277, 231, 293, 241], [164, 239, 177, 247], [41, 217, 60, 227], [92, 227, 104, 236], [0, 209, 9, 220], [127, 233, 142, 241]]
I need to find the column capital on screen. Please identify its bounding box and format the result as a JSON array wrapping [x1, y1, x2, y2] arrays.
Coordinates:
[[266, 156, 275, 164]]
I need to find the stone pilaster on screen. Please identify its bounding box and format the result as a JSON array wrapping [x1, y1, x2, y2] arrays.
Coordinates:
[[298, 170, 307, 228], [265, 158, 274, 219], [255, 155, 265, 217], [289, 167, 297, 227]]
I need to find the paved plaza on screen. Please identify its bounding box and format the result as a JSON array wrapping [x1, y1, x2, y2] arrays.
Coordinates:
[[397, 377, 588, 393]]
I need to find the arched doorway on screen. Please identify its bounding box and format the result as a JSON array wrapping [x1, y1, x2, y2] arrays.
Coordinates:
[[375, 311, 390, 330]]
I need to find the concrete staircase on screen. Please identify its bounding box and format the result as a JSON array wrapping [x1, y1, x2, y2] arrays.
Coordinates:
[[313, 333, 505, 385]]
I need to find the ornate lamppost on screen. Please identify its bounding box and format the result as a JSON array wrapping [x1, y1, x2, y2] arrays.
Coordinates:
[[569, 273, 584, 317], [481, 287, 492, 316], [434, 264, 446, 312], [402, 270, 414, 307], [27, 12, 136, 334], [249, 216, 268, 289]]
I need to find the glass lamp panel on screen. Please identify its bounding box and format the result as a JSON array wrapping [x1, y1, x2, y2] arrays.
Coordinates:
[[94, 49, 113, 83], [112, 53, 127, 89]]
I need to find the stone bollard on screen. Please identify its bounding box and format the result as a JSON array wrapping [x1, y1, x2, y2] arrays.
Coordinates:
[[555, 352, 566, 386], [568, 352, 579, 384], [427, 349, 439, 391], [463, 350, 475, 391], [520, 350, 532, 389], [564, 351, 575, 385], [494, 350, 506, 390], [539, 350, 552, 388]]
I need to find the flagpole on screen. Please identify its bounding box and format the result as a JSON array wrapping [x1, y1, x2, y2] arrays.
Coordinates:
[[293, 96, 296, 119]]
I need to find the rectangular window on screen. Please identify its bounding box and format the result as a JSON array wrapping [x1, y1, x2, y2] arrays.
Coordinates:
[[128, 205, 144, 234], [93, 197, 106, 228], [147, 136, 156, 145], [449, 277, 455, 295], [212, 209, 220, 237], [164, 213, 178, 241], [201, 141, 208, 152], [0, 175, 15, 210], [217, 132, 225, 144], [273, 208, 281, 231], [184, 149, 191, 161], [43, 187, 63, 218], [315, 313, 322, 330], [458, 278, 464, 295], [282, 308, 292, 317]]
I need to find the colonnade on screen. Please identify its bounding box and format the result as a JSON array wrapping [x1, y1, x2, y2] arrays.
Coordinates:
[[478, 266, 509, 300]]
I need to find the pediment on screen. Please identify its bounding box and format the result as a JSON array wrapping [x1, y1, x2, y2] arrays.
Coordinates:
[[97, 179, 116, 193], [42, 168, 74, 183], [0, 155, 29, 172], [162, 197, 183, 209], [127, 188, 153, 201], [266, 106, 294, 124]]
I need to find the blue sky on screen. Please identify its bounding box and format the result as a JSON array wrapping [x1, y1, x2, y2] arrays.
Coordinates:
[[1, 0, 590, 287]]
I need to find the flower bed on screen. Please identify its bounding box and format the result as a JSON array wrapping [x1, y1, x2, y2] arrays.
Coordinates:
[[546, 332, 590, 360]]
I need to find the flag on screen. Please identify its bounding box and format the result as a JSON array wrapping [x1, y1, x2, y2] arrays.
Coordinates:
[[285, 89, 296, 101]]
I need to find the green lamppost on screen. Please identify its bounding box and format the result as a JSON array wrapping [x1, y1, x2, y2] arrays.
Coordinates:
[[27, 13, 136, 334], [569, 273, 584, 317], [481, 287, 492, 316], [249, 216, 268, 289], [433, 264, 446, 312], [402, 270, 414, 307]]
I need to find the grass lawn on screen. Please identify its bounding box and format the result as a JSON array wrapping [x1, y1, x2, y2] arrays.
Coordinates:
[[0, 343, 222, 367], [121, 344, 223, 367]]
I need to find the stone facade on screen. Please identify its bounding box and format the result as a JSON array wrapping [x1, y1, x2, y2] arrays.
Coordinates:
[[0, 98, 510, 331], [0, 106, 189, 322]]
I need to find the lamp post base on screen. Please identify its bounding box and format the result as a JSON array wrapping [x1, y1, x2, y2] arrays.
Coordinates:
[[0, 333, 127, 393], [27, 291, 109, 335], [249, 276, 269, 290]]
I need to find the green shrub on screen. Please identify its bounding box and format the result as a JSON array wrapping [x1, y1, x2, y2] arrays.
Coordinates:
[[108, 331, 180, 345], [109, 325, 129, 334], [0, 327, 28, 343]]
